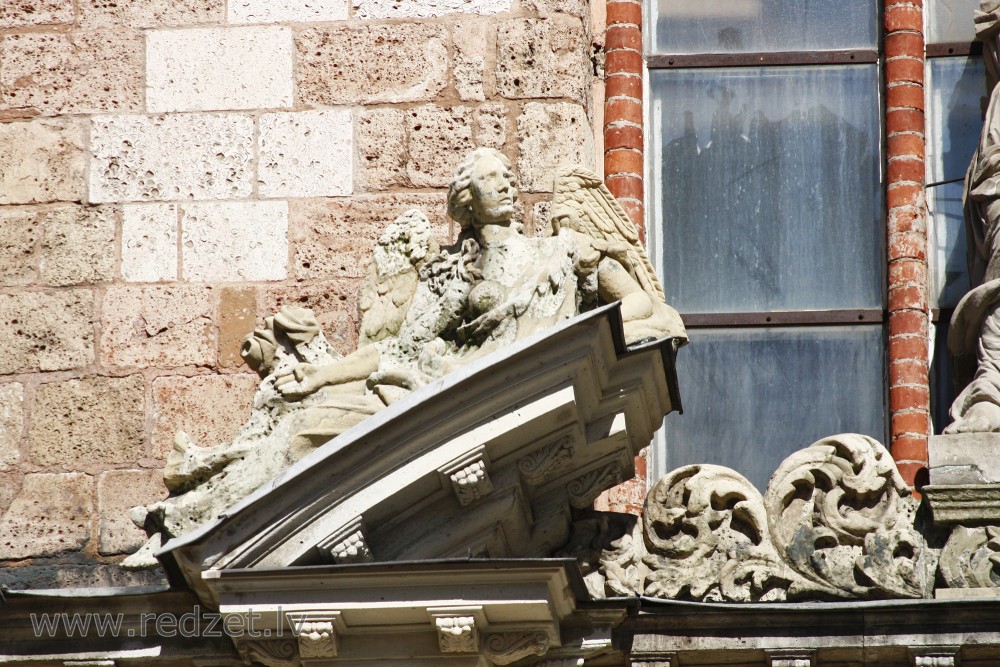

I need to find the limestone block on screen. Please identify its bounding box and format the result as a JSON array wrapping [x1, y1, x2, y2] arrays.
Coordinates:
[[521, 0, 586, 16], [453, 19, 495, 101], [29, 375, 145, 467], [78, 0, 225, 29], [122, 203, 179, 283], [407, 106, 477, 188], [496, 17, 588, 101], [356, 108, 408, 191], [0, 473, 92, 560], [89, 113, 254, 202], [0, 290, 94, 374], [0, 119, 85, 205], [929, 432, 1000, 485], [297, 24, 448, 105], [259, 281, 362, 355], [0, 384, 23, 472], [147, 27, 293, 113], [230, 0, 348, 23], [219, 287, 258, 368], [475, 103, 508, 149], [0, 208, 40, 285], [151, 374, 258, 457], [517, 102, 594, 192], [353, 0, 511, 18], [0, 0, 72, 28], [181, 201, 288, 282], [259, 111, 353, 198], [98, 470, 168, 555], [290, 194, 450, 280], [101, 286, 215, 368], [39, 205, 116, 286], [1, 30, 143, 115]]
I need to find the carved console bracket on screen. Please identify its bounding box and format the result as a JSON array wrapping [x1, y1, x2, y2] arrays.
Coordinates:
[[439, 447, 494, 507], [317, 517, 372, 564], [428, 606, 485, 654], [285, 612, 341, 662], [518, 435, 575, 485], [767, 649, 816, 667], [567, 461, 623, 510], [909, 646, 960, 666], [483, 630, 552, 665]]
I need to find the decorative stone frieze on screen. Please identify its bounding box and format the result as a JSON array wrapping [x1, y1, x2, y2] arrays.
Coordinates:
[[568, 462, 623, 510], [518, 435, 574, 484], [234, 639, 299, 667]]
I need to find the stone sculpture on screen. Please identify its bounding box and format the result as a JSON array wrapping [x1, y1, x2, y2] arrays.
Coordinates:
[[947, 0, 1000, 433], [124, 148, 686, 568], [564, 434, 937, 602]]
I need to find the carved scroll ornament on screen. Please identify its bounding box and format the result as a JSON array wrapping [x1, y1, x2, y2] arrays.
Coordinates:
[[569, 434, 937, 602]]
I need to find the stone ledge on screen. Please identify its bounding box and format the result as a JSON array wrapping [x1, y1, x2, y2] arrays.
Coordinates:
[[923, 484, 1000, 525]]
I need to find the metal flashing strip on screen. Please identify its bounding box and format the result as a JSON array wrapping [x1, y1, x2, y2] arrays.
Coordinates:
[[680, 309, 885, 328], [647, 49, 879, 69]]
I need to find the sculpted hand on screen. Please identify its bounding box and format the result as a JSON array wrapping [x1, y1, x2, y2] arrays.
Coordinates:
[[275, 363, 324, 398]]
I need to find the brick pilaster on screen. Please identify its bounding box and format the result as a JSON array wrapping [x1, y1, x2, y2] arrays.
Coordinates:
[[884, 0, 930, 486], [604, 0, 645, 238]]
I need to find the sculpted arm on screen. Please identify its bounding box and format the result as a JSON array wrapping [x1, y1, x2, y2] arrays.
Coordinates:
[[275, 345, 380, 398]]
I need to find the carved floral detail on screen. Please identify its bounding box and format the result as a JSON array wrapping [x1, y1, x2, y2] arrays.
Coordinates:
[[483, 631, 550, 665], [568, 462, 622, 509], [318, 518, 372, 564], [518, 436, 574, 484], [449, 460, 493, 506], [566, 434, 936, 602], [297, 621, 337, 659], [939, 525, 1000, 589], [435, 616, 479, 653], [235, 639, 299, 667]]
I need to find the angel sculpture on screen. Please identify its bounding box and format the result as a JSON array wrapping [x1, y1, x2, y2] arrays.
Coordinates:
[[124, 148, 686, 567]]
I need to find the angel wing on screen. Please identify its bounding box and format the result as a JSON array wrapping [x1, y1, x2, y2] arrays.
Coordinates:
[[551, 165, 665, 303], [358, 209, 438, 346]]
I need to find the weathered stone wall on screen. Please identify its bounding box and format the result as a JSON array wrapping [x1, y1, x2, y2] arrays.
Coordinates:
[[0, 0, 601, 586]]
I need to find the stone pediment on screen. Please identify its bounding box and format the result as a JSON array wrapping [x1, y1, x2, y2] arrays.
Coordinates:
[[157, 304, 680, 603]]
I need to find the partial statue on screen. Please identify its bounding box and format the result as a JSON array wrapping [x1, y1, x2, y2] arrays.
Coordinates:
[[124, 148, 686, 567], [946, 1, 1000, 433]]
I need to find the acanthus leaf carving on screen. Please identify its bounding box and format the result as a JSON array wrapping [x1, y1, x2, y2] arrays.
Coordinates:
[[434, 616, 479, 653], [518, 436, 574, 484], [564, 434, 937, 602], [567, 462, 623, 510], [483, 631, 551, 665], [939, 524, 1000, 589], [235, 639, 299, 667]]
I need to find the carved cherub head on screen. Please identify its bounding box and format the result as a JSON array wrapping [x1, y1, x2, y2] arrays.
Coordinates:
[[447, 148, 518, 229]]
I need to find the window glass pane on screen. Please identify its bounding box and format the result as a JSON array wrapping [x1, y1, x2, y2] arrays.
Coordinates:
[[927, 57, 983, 307], [651, 65, 883, 313], [927, 0, 980, 45], [658, 326, 887, 491], [648, 0, 877, 54], [931, 319, 957, 433]]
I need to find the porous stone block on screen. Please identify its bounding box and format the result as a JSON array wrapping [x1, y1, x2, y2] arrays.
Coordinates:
[[297, 24, 448, 105], [1, 30, 143, 115], [0, 384, 24, 472], [146, 26, 293, 112], [230, 0, 348, 23], [151, 374, 258, 457], [0, 290, 94, 374], [517, 102, 594, 192], [122, 203, 178, 283], [259, 280, 362, 355], [452, 19, 494, 101], [259, 111, 353, 198], [98, 470, 167, 555], [497, 17, 588, 101], [0, 473, 93, 560], [521, 0, 586, 16], [29, 375, 145, 467], [0, 119, 85, 204], [101, 286, 215, 368], [475, 103, 508, 148], [0, 208, 40, 285], [181, 201, 288, 282], [219, 286, 258, 368], [90, 113, 254, 202], [39, 204, 116, 286], [353, 0, 511, 18], [290, 194, 450, 280], [407, 106, 476, 187], [0, 0, 72, 28], [356, 108, 408, 191], [78, 0, 225, 29], [929, 432, 1000, 485]]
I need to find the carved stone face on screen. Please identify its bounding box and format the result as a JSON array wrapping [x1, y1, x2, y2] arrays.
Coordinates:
[[469, 155, 516, 225]]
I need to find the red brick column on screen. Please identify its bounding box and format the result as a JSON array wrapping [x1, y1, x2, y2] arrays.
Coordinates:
[[885, 0, 930, 487], [604, 0, 645, 237], [593, 0, 648, 514]]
